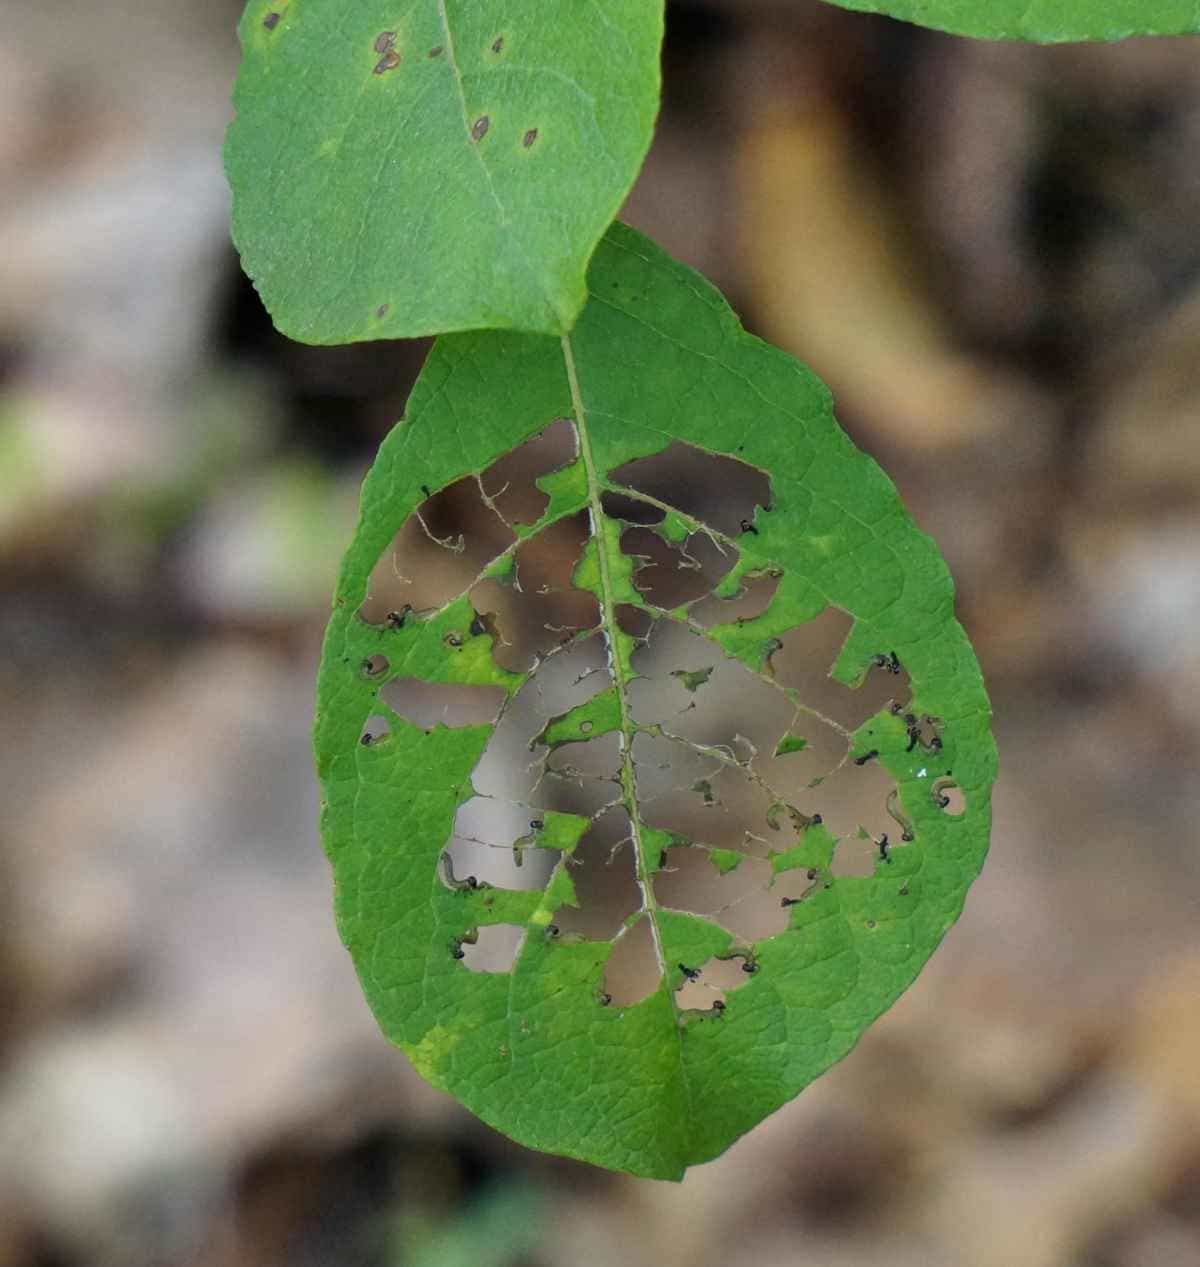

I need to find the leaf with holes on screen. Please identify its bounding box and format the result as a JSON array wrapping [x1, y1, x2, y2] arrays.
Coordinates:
[[818, 0, 1200, 41], [315, 222, 996, 1178], [225, 0, 661, 342]]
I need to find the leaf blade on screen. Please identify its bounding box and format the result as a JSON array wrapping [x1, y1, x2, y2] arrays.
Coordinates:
[[315, 223, 996, 1177], [226, 0, 663, 342], [818, 0, 1200, 41]]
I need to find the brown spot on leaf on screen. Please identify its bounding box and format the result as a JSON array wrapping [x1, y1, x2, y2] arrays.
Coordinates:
[[471, 115, 490, 142], [428, 45, 444, 57], [491, 35, 504, 53], [374, 49, 401, 74], [263, 11, 280, 29], [374, 31, 396, 53], [523, 127, 539, 148]]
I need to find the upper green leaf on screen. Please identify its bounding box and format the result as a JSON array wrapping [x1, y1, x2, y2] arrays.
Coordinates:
[[225, 0, 662, 342], [819, 0, 1200, 41], [314, 223, 996, 1178]]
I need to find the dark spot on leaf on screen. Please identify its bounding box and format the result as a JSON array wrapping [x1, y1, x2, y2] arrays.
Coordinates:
[[444, 631, 464, 648], [866, 919, 877, 930], [360, 733, 374, 747], [598, 992, 612, 1006], [374, 31, 396, 53], [854, 749, 879, 766], [386, 606, 411, 630], [429, 45, 444, 57], [263, 11, 280, 30], [872, 651, 902, 675], [741, 960, 759, 974], [374, 49, 401, 74], [471, 115, 490, 142], [679, 963, 700, 981], [491, 35, 504, 53], [711, 1000, 726, 1014], [421, 484, 432, 497], [530, 819, 544, 831], [469, 613, 488, 637], [739, 518, 758, 535], [523, 127, 538, 148], [376, 303, 389, 319]]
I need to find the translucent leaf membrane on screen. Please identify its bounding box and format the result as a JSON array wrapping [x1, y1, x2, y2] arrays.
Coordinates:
[[314, 223, 995, 1179], [819, 0, 1200, 42], [225, 0, 662, 341]]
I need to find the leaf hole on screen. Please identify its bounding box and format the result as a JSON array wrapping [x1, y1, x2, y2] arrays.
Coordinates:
[[655, 847, 782, 941], [358, 420, 577, 628], [600, 490, 665, 525], [459, 924, 524, 973], [691, 570, 782, 627], [469, 511, 598, 672], [469, 638, 610, 806], [478, 417, 577, 527], [616, 603, 655, 640], [359, 480, 512, 625], [359, 715, 391, 746], [361, 653, 389, 678], [445, 802, 558, 891], [768, 609, 912, 731], [675, 954, 754, 1011], [806, 757, 904, 861], [379, 679, 506, 729], [609, 441, 771, 538], [551, 808, 642, 940], [829, 833, 882, 879], [620, 526, 736, 608], [601, 917, 660, 1008], [545, 732, 623, 817], [933, 779, 966, 816]]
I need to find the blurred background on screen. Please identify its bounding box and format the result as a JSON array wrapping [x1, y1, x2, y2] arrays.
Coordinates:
[[3, 0, 1200, 1264]]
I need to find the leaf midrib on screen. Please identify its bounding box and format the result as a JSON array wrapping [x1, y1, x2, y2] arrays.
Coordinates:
[[561, 332, 692, 1155]]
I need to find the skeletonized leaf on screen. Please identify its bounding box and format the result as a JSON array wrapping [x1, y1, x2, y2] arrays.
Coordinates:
[[225, 0, 662, 342], [819, 0, 1200, 41], [314, 223, 996, 1178]]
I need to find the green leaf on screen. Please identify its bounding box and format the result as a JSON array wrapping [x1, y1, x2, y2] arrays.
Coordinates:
[[819, 0, 1200, 41], [225, 0, 661, 342], [314, 223, 996, 1178]]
